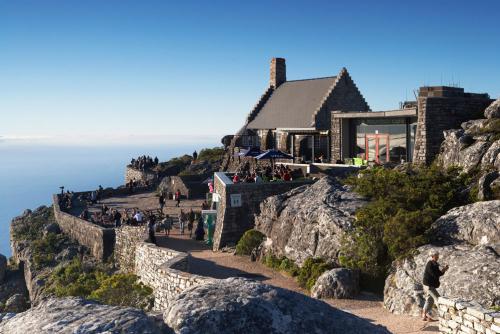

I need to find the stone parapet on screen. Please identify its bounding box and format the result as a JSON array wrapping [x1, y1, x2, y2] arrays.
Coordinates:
[[437, 297, 500, 334], [115, 226, 148, 272], [52, 195, 115, 260], [134, 242, 212, 311], [125, 166, 157, 185]]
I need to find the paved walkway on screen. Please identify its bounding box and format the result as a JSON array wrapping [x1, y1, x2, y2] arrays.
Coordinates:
[[157, 231, 438, 334]]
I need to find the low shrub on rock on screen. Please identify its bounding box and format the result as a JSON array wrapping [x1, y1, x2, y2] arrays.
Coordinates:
[[235, 229, 265, 255], [297, 258, 335, 291]]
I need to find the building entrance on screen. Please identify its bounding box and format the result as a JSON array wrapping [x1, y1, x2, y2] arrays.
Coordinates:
[[364, 133, 389, 163]]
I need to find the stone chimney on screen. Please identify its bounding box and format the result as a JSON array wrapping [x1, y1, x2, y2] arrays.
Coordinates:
[[270, 57, 286, 88]]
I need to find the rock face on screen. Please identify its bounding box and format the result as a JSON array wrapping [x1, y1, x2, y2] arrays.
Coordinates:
[[384, 201, 500, 316], [0, 297, 167, 334], [430, 200, 500, 246], [254, 177, 367, 265], [164, 277, 389, 334], [0, 254, 6, 283], [311, 268, 360, 299], [484, 98, 500, 119]]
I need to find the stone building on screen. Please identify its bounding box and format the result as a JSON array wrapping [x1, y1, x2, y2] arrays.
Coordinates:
[[228, 58, 493, 165]]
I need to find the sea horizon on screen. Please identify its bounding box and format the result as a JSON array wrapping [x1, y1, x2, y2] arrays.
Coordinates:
[[0, 139, 218, 256]]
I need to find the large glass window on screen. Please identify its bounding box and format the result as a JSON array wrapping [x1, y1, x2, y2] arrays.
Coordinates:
[[355, 118, 416, 163]]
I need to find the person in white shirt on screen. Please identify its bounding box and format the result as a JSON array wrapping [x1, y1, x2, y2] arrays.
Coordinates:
[[134, 211, 144, 223]]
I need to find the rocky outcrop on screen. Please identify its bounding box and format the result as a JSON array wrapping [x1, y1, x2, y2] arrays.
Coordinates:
[[0, 254, 6, 283], [0, 297, 167, 334], [384, 201, 500, 316], [254, 177, 367, 265], [164, 277, 389, 334], [311, 268, 360, 299], [484, 97, 500, 119]]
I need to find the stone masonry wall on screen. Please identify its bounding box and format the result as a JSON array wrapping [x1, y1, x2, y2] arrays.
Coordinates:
[[115, 225, 148, 273], [213, 173, 314, 250], [413, 87, 493, 165], [125, 166, 157, 184], [438, 297, 500, 334], [52, 195, 115, 260], [134, 242, 212, 311]]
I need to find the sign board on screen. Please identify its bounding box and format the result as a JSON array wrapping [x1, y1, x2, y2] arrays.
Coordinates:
[[230, 194, 242, 207], [212, 193, 221, 202]]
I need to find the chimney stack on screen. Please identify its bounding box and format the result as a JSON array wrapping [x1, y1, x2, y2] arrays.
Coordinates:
[[270, 57, 286, 88]]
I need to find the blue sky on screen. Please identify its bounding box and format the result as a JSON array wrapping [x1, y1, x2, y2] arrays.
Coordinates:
[[1, 0, 499, 144]]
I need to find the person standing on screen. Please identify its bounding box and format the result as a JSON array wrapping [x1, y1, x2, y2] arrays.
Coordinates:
[[175, 190, 181, 207], [113, 209, 122, 228], [187, 209, 195, 238], [422, 251, 449, 321], [147, 215, 156, 245], [192, 150, 198, 162], [162, 214, 172, 236], [178, 209, 185, 235], [159, 193, 166, 213]]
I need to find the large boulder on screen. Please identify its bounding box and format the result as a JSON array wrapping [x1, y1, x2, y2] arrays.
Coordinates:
[[254, 177, 367, 265], [384, 201, 500, 316], [485, 98, 500, 119], [0, 297, 167, 333], [164, 277, 389, 334], [311, 268, 360, 299], [478, 172, 500, 200], [431, 200, 500, 246], [481, 139, 500, 171], [0, 254, 6, 283], [4, 294, 28, 313]]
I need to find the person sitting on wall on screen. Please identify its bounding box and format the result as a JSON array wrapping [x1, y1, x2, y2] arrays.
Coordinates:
[[101, 204, 109, 215], [422, 251, 449, 321], [283, 170, 292, 181]]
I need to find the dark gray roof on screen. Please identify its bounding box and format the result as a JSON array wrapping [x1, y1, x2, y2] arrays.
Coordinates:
[[247, 77, 337, 129]]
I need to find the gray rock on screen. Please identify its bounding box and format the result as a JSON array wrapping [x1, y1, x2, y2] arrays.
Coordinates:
[[0, 297, 167, 334], [21, 209, 31, 218], [43, 223, 60, 236], [484, 98, 500, 119], [439, 129, 492, 173], [431, 201, 500, 246], [0, 313, 16, 323], [384, 244, 500, 316], [0, 254, 6, 283], [481, 139, 500, 171], [254, 177, 368, 265], [164, 277, 389, 334], [478, 172, 500, 200], [311, 268, 360, 299], [55, 246, 79, 262], [4, 294, 28, 313]]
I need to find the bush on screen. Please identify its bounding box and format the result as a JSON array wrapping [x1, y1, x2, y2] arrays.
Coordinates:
[[197, 147, 225, 163], [32, 232, 66, 269], [12, 207, 55, 241], [235, 229, 265, 255], [339, 164, 472, 283], [296, 258, 334, 291], [47, 259, 153, 310]]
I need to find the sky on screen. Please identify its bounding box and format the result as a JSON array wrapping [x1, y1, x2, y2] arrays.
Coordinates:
[[1, 0, 499, 145]]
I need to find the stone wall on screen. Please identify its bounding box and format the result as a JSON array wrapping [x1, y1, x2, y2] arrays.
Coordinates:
[[134, 242, 211, 311], [158, 175, 209, 199], [115, 225, 148, 273], [125, 166, 157, 185], [212, 172, 314, 250], [437, 297, 500, 334], [413, 87, 493, 165], [52, 195, 115, 260]]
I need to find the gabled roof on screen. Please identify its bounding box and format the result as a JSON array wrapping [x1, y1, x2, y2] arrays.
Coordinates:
[[247, 76, 337, 129]]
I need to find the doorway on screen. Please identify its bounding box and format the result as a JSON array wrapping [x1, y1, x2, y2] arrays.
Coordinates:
[[364, 133, 389, 163]]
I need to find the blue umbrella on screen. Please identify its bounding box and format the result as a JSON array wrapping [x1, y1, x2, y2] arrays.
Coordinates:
[[255, 149, 293, 160], [240, 147, 263, 157]]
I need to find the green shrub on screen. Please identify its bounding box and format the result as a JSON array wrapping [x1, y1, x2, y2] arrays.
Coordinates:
[[262, 254, 282, 269], [235, 229, 265, 255], [279, 257, 300, 277], [197, 147, 225, 163], [296, 258, 334, 291], [32, 232, 66, 269], [12, 207, 55, 241], [340, 164, 473, 283], [47, 259, 153, 310]]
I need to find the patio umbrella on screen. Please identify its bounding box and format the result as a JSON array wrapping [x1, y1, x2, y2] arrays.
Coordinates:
[[239, 147, 263, 157], [255, 149, 293, 169]]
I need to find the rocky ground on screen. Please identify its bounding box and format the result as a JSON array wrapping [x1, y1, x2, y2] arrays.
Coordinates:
[[254, 176, 368, 265]]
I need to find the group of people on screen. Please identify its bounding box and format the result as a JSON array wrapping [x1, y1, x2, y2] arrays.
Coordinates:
[[232, 164, 298, 184], [130, 155, 159, 171]]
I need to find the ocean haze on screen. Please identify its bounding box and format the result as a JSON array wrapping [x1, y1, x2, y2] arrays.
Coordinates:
[[0, 140, 217, 256]]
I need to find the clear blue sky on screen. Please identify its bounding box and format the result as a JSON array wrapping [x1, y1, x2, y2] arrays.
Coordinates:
[[1, 0, 499, 144]]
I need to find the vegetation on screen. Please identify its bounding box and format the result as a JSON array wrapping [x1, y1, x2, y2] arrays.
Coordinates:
[[339, 165, 473, 286], [47, 259, 153, 310], [12, 206, 55, 241], [32, 232, 67, 269], [261, 254, 332, 291], [197, 147, 225, 163], [235, 229, 265, 255]]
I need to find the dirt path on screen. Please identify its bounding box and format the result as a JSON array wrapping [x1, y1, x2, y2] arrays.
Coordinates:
[[157, 231, 438, 334]]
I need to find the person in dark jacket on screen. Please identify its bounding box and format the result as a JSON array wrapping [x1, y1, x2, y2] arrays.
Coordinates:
[[422, 251, 449, 321]]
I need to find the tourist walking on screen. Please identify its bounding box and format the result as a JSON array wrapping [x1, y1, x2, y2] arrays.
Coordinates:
[[178, 209, 185, 235], [422, 251, 449, 321], [147, 215, 156, 245], [175, 190, 181, 207], [162, 214, 172, 236], [187, 209, 195, 238], [159, 193, 166, 213]]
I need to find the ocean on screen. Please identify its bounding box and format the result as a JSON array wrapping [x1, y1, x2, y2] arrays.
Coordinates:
[[0, 141, 216, 256]]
